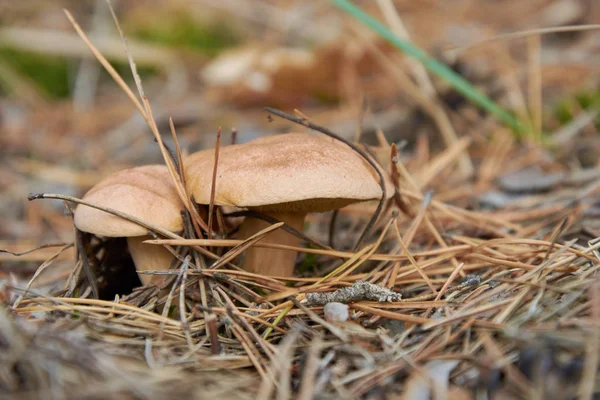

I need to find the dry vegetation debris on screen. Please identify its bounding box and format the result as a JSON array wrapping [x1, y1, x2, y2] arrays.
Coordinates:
[[1, 0, 600, 399]]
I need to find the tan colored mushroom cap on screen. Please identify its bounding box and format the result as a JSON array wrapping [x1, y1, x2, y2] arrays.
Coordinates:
[[74, 165, 184, 237], [185, 133, 394, 212]]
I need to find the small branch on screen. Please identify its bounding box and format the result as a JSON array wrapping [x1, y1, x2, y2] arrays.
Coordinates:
[[28, 192, 179, 240]]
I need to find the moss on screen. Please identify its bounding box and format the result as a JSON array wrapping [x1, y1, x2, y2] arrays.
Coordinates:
[[553, 88, 600, 130], [0, 47, 157, 99], [167, 305, 178, 319], [0, 47, 70, 98], [575, 90, 600, 110], [554, 99, 574, 125], [128, 11, 238, 57], [296, 248, 319, 275], [312, 90, 341, 106]]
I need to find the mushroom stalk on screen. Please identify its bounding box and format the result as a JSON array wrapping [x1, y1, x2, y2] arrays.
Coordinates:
[[127, 235, 175, 285], [237, 212, 305, 277]]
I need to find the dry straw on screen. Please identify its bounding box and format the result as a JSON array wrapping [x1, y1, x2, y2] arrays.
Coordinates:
[[3, 2, 600, 399]]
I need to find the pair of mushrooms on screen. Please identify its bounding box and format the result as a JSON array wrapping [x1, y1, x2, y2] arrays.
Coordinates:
[[74, 133, 392, 285]]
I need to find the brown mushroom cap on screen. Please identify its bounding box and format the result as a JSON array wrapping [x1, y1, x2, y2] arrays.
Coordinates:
[[185, 133, 394, 212], [74, 165, 184, 237]]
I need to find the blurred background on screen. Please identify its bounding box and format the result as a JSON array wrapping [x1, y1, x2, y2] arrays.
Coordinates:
[[1, 0, 599, 288]]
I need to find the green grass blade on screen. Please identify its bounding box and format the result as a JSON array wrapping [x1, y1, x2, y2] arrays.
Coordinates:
[[332, 0, 527, 135]]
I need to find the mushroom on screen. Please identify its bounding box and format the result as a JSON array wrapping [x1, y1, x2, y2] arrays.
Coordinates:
[[185, 133, 393, 277], [74, 165, 184, 285]]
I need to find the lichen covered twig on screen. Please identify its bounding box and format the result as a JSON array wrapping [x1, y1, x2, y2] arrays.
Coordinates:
[[305, 280, 402, 306]]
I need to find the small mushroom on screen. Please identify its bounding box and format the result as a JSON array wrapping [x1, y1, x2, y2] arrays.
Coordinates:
[[74, 165, 184, 285], [185, 133, 393, 277]]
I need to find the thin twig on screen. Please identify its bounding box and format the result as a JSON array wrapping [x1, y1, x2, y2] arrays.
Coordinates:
[[264, 107, 388, 250]]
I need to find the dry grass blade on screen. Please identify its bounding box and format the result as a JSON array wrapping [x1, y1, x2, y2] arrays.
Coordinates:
[[422, 299, 513, 330], [450, 24, 600, 53], [12, 243, 73, 308], [207, 128, 222, 240], [63, 9, 145, 116], [297, 335, 323, 400], [351, 303, 430, 324], [395, 230, 437, 294], [210, 222, 284, 269], [68, 5, 208, 234], [144, 238, 475, 262], [0, 242, 71, 257], [527, 34, 542, 139]]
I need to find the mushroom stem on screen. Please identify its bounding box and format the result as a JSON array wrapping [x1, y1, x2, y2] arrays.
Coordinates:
[[237, 212, 306, 277], [127, 235, 174, 286]]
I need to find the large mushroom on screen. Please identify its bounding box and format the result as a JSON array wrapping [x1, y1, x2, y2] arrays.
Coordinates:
[[185, 133, 393, 277], [74, 165, 184, 285]]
